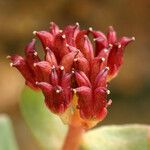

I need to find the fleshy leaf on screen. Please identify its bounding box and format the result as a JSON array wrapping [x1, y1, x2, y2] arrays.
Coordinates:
[[20, 86, 67, 150], [81, 125, 150, 150], [0, 114, 18, 150]]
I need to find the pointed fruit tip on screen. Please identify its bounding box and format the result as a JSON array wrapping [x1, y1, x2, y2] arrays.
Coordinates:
[[74, 58, 78, 62], [51, 65, 56, 70], [50, 21, 54, 25], [6, 55, 11, 59], [33, 31, 37, 35], [106, 66, 109, 70], [108, 26, 114, 31], [84, 35, 88, 39], [33, 51, 38, 56], [33, 63, 37, 67], [75, 22, 79, 26], [107, 99, 112, 107], [56, 89, 61, 93], [108, 43, 113, 48], [72, 88, 77, 94], [46, 47, 50, 51], [104, 49, 108, 52], [71, 68, 76, 74], [10, 62, 13, 67], [107, 90, 111, 95], [89, 27, 93, 31], [59, 30, 63, 33], [132, 37, 135, 41], [66, 43, 69, 47], [93, 38, 96, 41], [101, 57, 105, 62], [62, 34, 66, 39], [60, 65, 64, 70], [35, 81, 39, 85], [118, 44, 121, 48]]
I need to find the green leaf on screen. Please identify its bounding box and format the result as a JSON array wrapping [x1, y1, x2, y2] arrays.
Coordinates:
[[81, 125, 149, 150], [0, 114, 18, 150], [20, 86, 67, 150]]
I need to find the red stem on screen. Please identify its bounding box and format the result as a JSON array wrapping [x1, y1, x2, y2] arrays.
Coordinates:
[[62, 124, 84, 150]]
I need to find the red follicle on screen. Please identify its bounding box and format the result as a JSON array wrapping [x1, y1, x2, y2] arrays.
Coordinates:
[[8, 22, 134, 125]]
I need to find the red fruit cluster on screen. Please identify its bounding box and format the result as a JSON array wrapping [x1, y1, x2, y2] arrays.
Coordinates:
[[8, 22, 134, 122]]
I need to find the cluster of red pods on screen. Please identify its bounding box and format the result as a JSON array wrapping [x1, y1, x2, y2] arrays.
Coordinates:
[[8, 22, 134, 126]]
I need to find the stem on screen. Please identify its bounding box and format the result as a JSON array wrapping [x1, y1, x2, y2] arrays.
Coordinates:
[[62, 124, 84, 150]]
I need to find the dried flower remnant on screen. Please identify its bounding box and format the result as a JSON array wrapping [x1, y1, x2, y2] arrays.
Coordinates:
[[8, 22, 134, 128]]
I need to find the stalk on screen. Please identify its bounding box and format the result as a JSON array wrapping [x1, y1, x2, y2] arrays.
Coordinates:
[[62, 124, 84, 150]]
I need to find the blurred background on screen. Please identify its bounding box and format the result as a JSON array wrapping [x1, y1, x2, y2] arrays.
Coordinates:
[[0, 0, 150, 149]]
